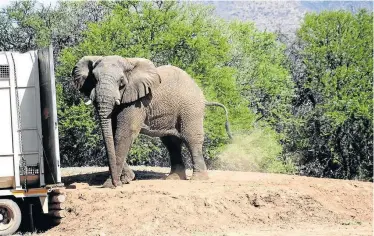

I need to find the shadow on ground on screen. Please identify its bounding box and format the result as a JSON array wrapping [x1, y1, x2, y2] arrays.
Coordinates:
[[62, 170, 168, 186]]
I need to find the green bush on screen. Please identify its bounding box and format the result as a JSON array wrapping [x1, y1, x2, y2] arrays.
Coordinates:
[[285, 10, 373, 180]]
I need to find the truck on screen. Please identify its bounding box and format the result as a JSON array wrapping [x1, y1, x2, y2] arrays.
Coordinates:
[[0, 45, 65, 235]]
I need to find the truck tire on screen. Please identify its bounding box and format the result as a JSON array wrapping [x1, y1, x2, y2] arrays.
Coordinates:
[[0, 199, 22, 236]]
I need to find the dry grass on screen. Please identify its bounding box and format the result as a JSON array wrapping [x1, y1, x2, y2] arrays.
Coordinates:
[[213, 129, 294, 174]]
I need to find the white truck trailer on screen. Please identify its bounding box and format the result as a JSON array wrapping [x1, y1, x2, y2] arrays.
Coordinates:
[[0, 46, 63, 235]]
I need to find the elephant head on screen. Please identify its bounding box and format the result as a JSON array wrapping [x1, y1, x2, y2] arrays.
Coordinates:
[[71, 55, 161, 186]]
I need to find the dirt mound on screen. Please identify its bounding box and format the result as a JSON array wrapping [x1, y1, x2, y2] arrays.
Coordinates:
[[40, 167, 372, 236]]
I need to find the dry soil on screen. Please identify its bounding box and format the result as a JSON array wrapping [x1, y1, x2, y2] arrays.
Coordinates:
[[39, 166, 373, 236]]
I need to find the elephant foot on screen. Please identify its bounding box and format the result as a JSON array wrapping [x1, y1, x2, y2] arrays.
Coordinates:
[[190, 171, 209, 181], [120, 168, 136, 184], [164, 171, 187, 180], [102, 177, 122, 188]]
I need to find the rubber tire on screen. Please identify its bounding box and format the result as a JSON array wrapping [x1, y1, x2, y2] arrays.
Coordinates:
[[0, 199, 22, 236]]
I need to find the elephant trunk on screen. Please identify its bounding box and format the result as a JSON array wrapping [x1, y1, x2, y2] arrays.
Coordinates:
[[97, 100, 118, 187], [94, 76, 122, 186]]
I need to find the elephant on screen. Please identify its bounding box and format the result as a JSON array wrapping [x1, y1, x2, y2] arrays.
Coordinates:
[[72, 55, 232, 188]]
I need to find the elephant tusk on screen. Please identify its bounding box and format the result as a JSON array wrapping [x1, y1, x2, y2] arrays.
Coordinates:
[[85, 100, 92, 105], [115, 99, 120, 105]]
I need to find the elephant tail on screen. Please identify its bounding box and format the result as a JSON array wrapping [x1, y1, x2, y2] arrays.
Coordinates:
[[205, 101, 233, 139]]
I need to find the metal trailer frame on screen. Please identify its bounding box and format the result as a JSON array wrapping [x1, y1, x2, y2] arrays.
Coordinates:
[[0, 46, 60, 191], [0, 46, 62, 235], [0, 188, 49, 213]]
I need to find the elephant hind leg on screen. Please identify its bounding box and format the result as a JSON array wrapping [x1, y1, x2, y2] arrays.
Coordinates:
[[181, 113, 209, 180], [184, 141, 209, 181], [180, 119, 208, 180], [161, 136, 186, 180]]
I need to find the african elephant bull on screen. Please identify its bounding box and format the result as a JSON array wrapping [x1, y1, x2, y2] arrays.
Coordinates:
[[72, 55, 232, 188]]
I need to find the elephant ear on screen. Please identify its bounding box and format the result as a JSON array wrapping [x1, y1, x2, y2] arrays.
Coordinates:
[[120, 58, 161, 104], [71, 56, 102, 97]]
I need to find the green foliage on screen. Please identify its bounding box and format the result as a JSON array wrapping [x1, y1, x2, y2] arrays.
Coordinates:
[[287, 10, 373, 180], [227, 21, 294, 129], [0, 0, 48, 51], [128, 135, 163, 165], [0, 0, 111, 56], [297, 10, 372, 124]]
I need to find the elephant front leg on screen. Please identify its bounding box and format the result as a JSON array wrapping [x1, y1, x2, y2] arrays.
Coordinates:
[[114, 130, 140, 184], [120, 163, 136, 184], [115, 112, 143, 184]]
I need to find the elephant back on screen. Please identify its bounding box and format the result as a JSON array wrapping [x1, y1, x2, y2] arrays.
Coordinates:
[[146, 65, 205, 119], [156, 65, 204, 97]]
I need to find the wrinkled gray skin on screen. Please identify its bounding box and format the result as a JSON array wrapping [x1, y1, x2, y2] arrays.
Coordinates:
[[72, 55, 232, 188]]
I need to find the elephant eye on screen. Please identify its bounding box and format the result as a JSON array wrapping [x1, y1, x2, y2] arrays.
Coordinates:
[[119, 76, 126, 87]]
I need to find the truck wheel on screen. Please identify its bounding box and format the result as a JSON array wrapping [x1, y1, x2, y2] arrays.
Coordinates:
[[0, 199, 22, 236]]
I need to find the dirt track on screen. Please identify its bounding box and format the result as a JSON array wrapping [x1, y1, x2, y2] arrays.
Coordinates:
[[40, 167, 372, 236]]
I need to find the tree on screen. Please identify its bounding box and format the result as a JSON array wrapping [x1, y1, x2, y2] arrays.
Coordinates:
[[214, 21, 296, 173], [287, 10, 373, 180], [227, 21, 294, 131], [0, 0, 45, 52], [0, 0, 111, 57]]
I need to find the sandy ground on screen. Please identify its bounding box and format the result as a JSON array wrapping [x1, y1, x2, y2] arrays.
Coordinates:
[[39, 166, 372, 236]]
